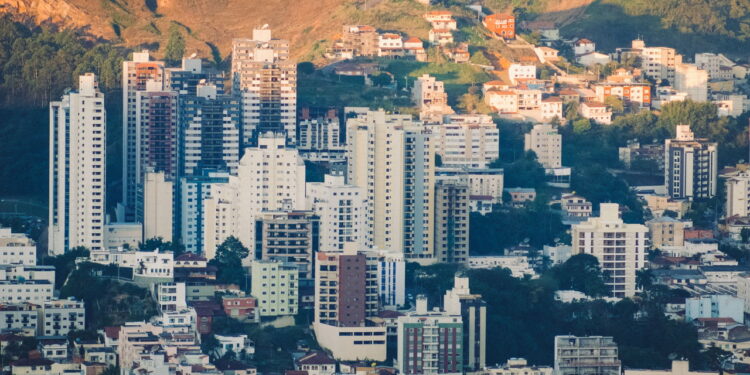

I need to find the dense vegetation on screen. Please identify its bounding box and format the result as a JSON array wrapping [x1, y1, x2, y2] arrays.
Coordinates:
[[562, 0, 750, 57], [0, 15, 127, 204], [60, 262, 159, 329], [407, 257, 727, 370]]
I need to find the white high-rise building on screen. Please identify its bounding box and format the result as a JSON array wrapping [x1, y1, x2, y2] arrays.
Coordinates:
[[524, 123, 562, 169], [142, 171, 173, 242], [429, 114, 499, 169], [640, 45, 679, 83], [232, 26, 297, 145], [726, 170, 750, 218], [179, 171, 230, 254], [49, 74, 107, 255], [664, 125, 718, 200], [346, 110, 436, 263], [306, 174, 370, 252], [572, 203, 648, 298], [203, 133, 306, 259], [121, 50, 164, 221]]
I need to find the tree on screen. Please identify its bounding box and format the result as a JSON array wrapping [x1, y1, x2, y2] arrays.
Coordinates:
[[139, 237, 185, 256], [209, 237, 249, 287], [742, 228, 750, 244], [101, 366, 120, 375], [636, 268, 654, 290], [604, 96, 625, 113], [370, 73, 392, 87], [40, 246, 89, 288], [297, 62, 315, 75], [549, 254, 609, 296], [163, 25, 186, 64]]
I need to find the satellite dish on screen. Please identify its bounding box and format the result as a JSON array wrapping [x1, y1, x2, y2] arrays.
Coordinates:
[[189, 53, 198, 59]]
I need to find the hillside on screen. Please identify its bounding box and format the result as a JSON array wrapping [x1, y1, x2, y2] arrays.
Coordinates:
[[0, 0, 443, 61]]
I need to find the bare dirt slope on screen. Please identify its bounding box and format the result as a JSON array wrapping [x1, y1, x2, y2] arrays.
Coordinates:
[[0, 0, 596, 60]]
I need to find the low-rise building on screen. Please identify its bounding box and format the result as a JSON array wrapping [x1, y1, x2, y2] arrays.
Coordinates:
[[580, 102, 612, 125], [504, 188, 536, 205], [467, 256, 536, 278], [222, 296, 257, 321], [685, 295, 743, 323], [647, 216, 687, 249], [214, 334, 254, 358], [0, 227, 36, 265], [480, 358, 553, 375], [294, 351, 337, 375], [561, 194, 592, 218]]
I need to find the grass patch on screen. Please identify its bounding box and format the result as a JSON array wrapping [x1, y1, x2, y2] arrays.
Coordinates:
[[383, 59, 493, 106]]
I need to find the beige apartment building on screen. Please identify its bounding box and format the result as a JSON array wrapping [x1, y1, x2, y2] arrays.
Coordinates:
[[572, 203, 649, 297], [524, 124, 562, 169], [646, 216, 686, 249], [346, 109, 436, 263]]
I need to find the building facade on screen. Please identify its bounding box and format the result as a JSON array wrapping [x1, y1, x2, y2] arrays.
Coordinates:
[[49, 74, 107, 255], [306, 174, 370, 252], [346, 110, 435, 263], [434, 177, 470, 263], [0, 228, 36, 265], [554, 336, 621, 375], [250, 260, 299, 317], [572, 204, 648, 298], [429, 114, 499, 169], [524, 124, 562, 169], [664, 125, 718, 200], [232, 26, 297, 145]]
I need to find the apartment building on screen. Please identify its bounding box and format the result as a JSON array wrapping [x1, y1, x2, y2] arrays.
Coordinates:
[[696, 53, 736, 80], [346, 110, 436, 263], [443, 276, 487, 372], [664, 125, 718, 200], [640, 45, 678, 83], [298, 117, 343, 160], [412, 74, 454, 121], [313, 248, 386, 361], [594, 83, 652, 108], [429, 114, 499, 169], [0, 281, 53, 304], [135, 83, 178, 185], [141, 171, 173, 242], [255, 210, 319, 307], [203, 132, 306, 260], [580, 102, 613, 125], [121, 51, 165, 221], [0, 227, 36, 265], [38, 298, 85, 336], [49, 74, 107, 255], [397, 296, 463, 375], [251, 260, 298, 318], [165, 57, 225, 96], [232, 26, 297, 145], [434, 177, 470, 263], [554, 336, 621, 375], [155, 282, 187, 312], [178, 82, 241, 177], [560, 194, 592, 218], [341, 25, 379, 57], [0, 303, 38, 335], [646, 216, 686, 249], [726, 169, 750, 218], [572, 204, 648, 298], [524, 124, 562, 169], [306, 174, 370, 252], [377, 249, 406, 309], [437, 168, 505, 204], [675, 63, 709, 102], [508, 64, 536, 85], [179, 170, 229, 254]]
